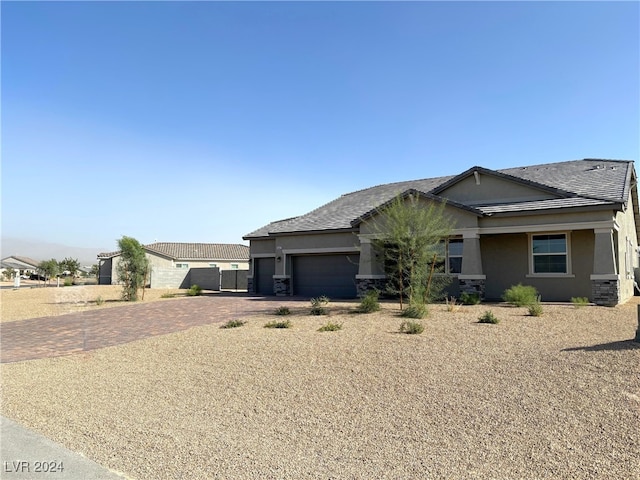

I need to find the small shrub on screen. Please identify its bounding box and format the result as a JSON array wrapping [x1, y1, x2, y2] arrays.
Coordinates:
[[275, 306, 291, 316], [357, 290, 381, 313], [399, 320, 425, 334], [478, 310, 499, 324], [95, 296, 104, 306], [527, 300, 544, 317], [161, 292, 176, 298], [220, 319, 246, 329], [187, 284, 203, 296], [571, 297, 590, 308], [460, 291, 481, 305], [400, 303, 428, 319], [264, 319, 292, 329], [502, 284, 539, 307], [63, 277, 73, 287], [318, 321, 343, 332], [445, 296, 460, 312], [310, 295, 330, 316]]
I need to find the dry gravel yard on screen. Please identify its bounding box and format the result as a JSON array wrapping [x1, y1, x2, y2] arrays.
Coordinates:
[[1, 286, 639, 479]]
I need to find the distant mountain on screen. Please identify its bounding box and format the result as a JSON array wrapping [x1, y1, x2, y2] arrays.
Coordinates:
[[0, 237, 109, 267]]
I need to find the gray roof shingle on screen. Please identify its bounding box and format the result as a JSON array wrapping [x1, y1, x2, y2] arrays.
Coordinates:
[[98, 243, 249, 261], [245, 159, 635, 238]]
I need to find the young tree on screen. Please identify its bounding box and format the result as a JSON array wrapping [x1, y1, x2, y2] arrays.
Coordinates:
[[368, 191, 453, 309], [116, 236, 149, 301], [59, 257, 81, 277], [38, 259, 60, 286]]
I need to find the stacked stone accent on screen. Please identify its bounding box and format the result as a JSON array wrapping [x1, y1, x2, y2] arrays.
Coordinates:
[[274, 277, 290, 296], [458, 278, 485, 299], [356, 277, 387, 298], [247, 277, 254, 294], [591, 279, 620, 306]]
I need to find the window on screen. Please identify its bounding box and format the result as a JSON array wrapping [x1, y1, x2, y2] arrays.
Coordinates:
[[531, 234, 567, 274], [448, 239, 463, 274], [434, 239, 463, 274], [231, 264, 239, 269], [176, 263, 189, 269], [209, 263, 217, 268]]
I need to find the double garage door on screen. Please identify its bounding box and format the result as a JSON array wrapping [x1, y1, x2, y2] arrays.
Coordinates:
[[254, 254, 359, 298]]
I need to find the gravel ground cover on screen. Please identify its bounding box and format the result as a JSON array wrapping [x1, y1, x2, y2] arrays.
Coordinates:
[[1, 284, 188, 322], [1, 289, 639, 479]]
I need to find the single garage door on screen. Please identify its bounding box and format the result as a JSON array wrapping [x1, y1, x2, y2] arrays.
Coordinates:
[[292, 254, 359, 299], [255, 257, 275, 295]]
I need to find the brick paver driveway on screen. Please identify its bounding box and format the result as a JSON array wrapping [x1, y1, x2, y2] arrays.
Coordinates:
[[1, 294, 293, 364]]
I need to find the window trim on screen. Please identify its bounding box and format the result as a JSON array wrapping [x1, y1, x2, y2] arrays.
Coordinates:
[[175, 263, 189, 269], [527, 232, 573, 278]]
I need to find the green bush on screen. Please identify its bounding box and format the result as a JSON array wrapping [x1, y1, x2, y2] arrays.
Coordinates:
[[161, 292, 176, 298], [502, 284, 539, 307], [275, 306, 291, 316], [310, 296, 330, 316], [220, 319, 246, 329], [357, 290, 381, 313], [400, 303, 428, 319], [460, 291, 481, 305], [399, 320, 425, 334], [187, 284, 203, 296], [95, 296, 104, 306], [571, 297, 590, 308], [478, 310, 499, 324], [527, 301, 544, 317], [318, 321, 343, 332], [264, 319, 292, 329], [63, 277, 73, 287]]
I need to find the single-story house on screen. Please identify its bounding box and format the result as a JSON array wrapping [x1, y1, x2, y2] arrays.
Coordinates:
[[97, 242, 250, 289], [1, 256, 40, 277], [243, 158, 639, 306]]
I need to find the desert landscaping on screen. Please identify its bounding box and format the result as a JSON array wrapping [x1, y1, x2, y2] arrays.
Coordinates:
[[1, 285, 639, 479]]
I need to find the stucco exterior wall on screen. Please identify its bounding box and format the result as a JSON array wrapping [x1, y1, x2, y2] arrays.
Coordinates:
[[481, 230, 594, 301], [616, 193, 639, 302], [440, 173, 555, 204]]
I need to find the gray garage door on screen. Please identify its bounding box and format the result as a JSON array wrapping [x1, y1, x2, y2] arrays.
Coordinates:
[[255, 257, 275, 295], [292, 254, 359, 299]]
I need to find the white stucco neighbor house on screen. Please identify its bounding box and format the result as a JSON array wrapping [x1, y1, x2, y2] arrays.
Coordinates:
[[97, 242, 249, 288], [244, 158, 639, 306]]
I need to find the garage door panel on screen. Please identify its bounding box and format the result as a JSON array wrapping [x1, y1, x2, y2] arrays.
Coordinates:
[[292, 254, 359, 298], [255, 258, 275, 295]]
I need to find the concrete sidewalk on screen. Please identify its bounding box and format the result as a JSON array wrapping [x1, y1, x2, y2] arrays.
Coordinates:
[[1, 417, 127, 479]]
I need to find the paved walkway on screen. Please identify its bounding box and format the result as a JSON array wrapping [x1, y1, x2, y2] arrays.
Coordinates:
[[1, 416, 127, 479], [0, 294, 293, 364]]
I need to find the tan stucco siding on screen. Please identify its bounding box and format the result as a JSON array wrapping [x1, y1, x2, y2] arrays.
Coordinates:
[[250, 239, 276, 255], [440, 173, 558, 205], [481, 230, 594, 302], [276, 232, 359, 251], [616, 194, 639, 302], [479, 209, 614, 231]]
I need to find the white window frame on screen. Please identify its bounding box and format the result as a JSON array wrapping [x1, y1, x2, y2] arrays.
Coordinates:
[[175, 263, 189, 269], [231, 264, 239, 270], [527, 232, 573, 277], [209, 263, 217, 268], [434, 238, 463, 275]]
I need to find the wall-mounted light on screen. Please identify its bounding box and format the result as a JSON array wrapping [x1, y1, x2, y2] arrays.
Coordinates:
[[276, 256, 282, 262]]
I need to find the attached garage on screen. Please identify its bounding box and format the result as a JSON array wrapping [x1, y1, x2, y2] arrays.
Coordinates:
[[254, 257, 275, 295], [291, 254, 360, 298]]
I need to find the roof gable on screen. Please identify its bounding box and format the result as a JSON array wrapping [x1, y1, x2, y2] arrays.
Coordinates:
[[430, 166, 574, 205], [351, 188, 482, 227]]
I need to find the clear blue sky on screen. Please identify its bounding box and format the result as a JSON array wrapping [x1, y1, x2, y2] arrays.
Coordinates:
[[2, 1, 638, 252]]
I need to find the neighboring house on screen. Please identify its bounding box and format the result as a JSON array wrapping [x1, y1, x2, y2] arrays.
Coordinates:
[[0, 256, 40, 277], [97, 242, 250, 289], [243, 159, 639, 306]]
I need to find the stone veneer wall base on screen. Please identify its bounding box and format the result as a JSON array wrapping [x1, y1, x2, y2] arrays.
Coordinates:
[[591, 279, 620, 306], [356, 278, 387, 298], [458, 278, 486, 300]]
